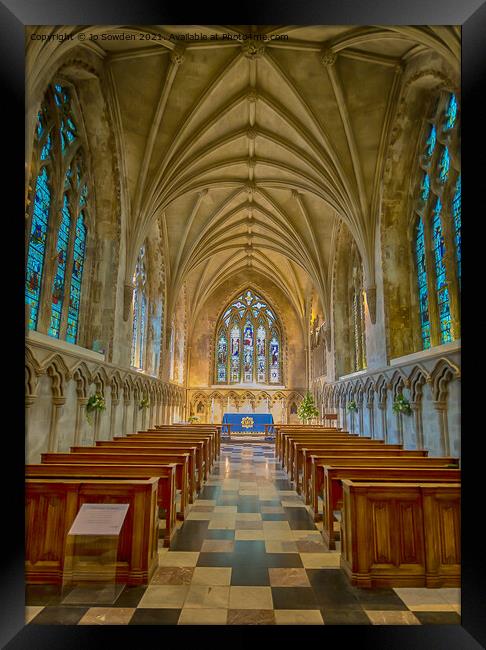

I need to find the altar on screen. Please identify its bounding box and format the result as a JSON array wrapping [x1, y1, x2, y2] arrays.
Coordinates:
[[222, 413, 274, 435]]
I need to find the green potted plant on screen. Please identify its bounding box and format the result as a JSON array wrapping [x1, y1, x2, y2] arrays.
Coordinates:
[[86, 392, 106, 425], [188, 415, 199, 424], [346, 400, 357, 412], [392, 393, 412, 416], [139, 395, 150, 410], [297, 392, 320, 423]]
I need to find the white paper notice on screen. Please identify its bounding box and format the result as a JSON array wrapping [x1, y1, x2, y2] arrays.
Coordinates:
[[68, 503, 130, 536]]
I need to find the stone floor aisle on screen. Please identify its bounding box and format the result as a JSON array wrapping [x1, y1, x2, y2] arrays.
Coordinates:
[[26, 443, 461, 625]]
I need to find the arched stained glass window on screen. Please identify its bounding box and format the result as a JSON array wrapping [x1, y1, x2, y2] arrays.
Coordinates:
[[48, 194, 71, 338], [26, 167, 51, 330], [432, 199, 452, 344], [415, 217, 431, 349], [215, 289, 282, 385], [444, 94, 458, 132], [420, 173, 430, 202], [131, 245, 148, 369], [439, 147, 450, 184], [26, 82, 89, 344], [452, 175, 461, 288], [425, 125, 436, 158]]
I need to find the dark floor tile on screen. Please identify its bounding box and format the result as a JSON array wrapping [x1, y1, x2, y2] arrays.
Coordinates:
[[196, 552, 235, 567], [198, 487, 220, 499], [274, 480, 294, 489], [25, 585, 63, 606], [171, 522, 210, 551], [230, 552, 269, 567], [129, 608, 181, 625], [350, 586, 410, 610], [237, 502, 262, 513], [413, 611, 461, 625], [264, 553, 304, 568], [261, 513, 288, 521], [233, 540, 267, 554], [231, 565, 270, 586], [205, 529, 235, 540], [322, 608, 370, 625], [272, 586, 319, 609], [29, 606, 88, 625], [112, 585, 147, 607], [259, 500, 282, 507]]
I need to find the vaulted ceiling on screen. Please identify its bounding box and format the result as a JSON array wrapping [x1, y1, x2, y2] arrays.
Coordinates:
[[26, 25, 461, 326]]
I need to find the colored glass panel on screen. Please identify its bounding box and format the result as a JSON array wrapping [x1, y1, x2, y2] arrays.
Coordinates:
[[48, 194, 71, 338], [230, 325, 240, 382], [243, 322, 254, 382], [257, 325, 266, 382], [131, 286, 139, 367], [415, 218, 431, 350], [432, 200, 452, 343], [66, 212, 86, 344], [26, 167, 51, 330], [217, 331, 227, 383], [139, 294, 147, 368], [439, 147, 450, 184], [452, 175, 461, 287], [269, 334, 280, 383], [421, 173, 430, 202], [40, 133, 52, 161], [444, 94, 458, 131], [425, 124, 436, 158]]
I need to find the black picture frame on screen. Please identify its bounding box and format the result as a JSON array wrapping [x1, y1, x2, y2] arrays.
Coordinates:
[[2, 1, 484, 647]]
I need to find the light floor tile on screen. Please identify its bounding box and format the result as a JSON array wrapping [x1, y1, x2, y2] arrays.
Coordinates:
[[229, 586, 274, 610], [235, 513, 262, 520], [214, 506, 238, 513], [234, 529, 265, 541], [393, 588, 457, 611], [264, 541, 299, 554], [186, 511, 213, 520], [194, 500, 217, 507], [25, 606, 44, 624], [291, 531, 324, 541], [262, 521, 292, 530], [366, 610, 421, 625], [275, 610, 324, 625], [262, 530, 295, 541], [184, 585, 230, 609], [158, 551, 200, 567], [78, 607, 135, 625], [191, 567, 232, 586], [268, 568, 310, 587], [178, 608, 228, 625], [208, 517, 236, 530], [300, 552, 341, 568], [138, 585, 189, 609]]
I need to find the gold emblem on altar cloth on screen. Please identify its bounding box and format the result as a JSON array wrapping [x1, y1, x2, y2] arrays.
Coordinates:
[[241, 417, 254, 429]]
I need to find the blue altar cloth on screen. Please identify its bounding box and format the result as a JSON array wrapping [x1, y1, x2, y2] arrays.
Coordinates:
[[222, 413, 274, 434]]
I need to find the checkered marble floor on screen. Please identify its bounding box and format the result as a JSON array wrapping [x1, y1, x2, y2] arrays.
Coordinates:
[[26, 443, 461, 625]]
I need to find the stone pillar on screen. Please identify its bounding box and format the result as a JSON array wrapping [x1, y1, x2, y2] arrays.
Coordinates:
[[366, 399, 374, 439], [132, 396, 139, 434], [122, 397, 130, 436], [74, 397, 88, 446], [410, 400, 424, 450], [25, 395, 36, 454], [378, 400, 387, 442], [48, 397, 66, 451], [109, 398, 119, 440], [357, 401, 364, 436], [433, 400, 450, 456]]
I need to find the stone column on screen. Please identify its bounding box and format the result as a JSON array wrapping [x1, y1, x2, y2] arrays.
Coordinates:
[[366, 399, 374, 439], [357, 401, 364, 436], [74, 396, 88, 446], [48, 397, 66, 451], [434, 400, 450, 456], [132, 396, 139, 434], [25, 395, 36, 456], [377, 400, 387, 442], [410, 400, 424, 450], [109, 398, 119, 440], [122, 396, 130, 436]]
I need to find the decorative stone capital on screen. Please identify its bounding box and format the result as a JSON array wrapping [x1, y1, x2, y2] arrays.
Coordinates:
[[199, 188, 208, 199], [247, 89, 259, 103], [365, 286, 377, 324], [433, 400, 447, 411], [25, 395, 36, 407], [123, 283, 134, 321], [320, 49, 337, 67], [78, 397, 89, 406], [170, 47, 185, 66], [242, 41, 265, 59], [248, 157, 256, 171], [52, 397, 66, 407]]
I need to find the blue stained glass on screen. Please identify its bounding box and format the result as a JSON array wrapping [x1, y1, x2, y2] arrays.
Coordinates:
[[432, 200, 452, 343], [415, 218, 431, 350], [420, 173, 430, 202], [425, 125, 436, 158], [26, 167, 51, 330], [60, 131, 66, 152], [217, 331, 227, 383], [131, 286, 139, 367], [243, 322, 254, 382], [66, 212, 86, 344], [444, 94, 458, 131], [80, 184, 88, 207], [48, 194, 71, 338], [452, 175, 461, 287], [270, 333, 280, 383], [139, 294, 147, 368], [257, 325, 266, 382], [131, 246, 147, 368], [439, 147, 450, 184], [36, 111, 44, 138], [40, 133, 52, 160], [230, 325, 240, 382]]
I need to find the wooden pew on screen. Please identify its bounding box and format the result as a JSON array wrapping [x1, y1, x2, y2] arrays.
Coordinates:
[[275, 426, 346, 458], [340, 480, 461, 588], [143, 430, 218, 463], [155, 425, 220, 456], [26, 463, 178, 545], [321, 466, 461, 549], [308, 455, 460, 521], [128, 432, 215, 470], [26, 478, 159, 586], [280, 432, 356, 468], [42, 451, 193, 513]]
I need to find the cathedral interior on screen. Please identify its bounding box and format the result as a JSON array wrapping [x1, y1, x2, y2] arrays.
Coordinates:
[[24, 25, 462, 628]]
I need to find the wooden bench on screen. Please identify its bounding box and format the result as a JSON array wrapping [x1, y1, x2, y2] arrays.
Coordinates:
[[321, 465, 461, 549], [308, 455, 460, 521], [275, 426, 346, 457], [155, 425, 221, 456], [26, 478, 159, 586], [132, 431, 216, 469], [340, 480, 461, 588], [26, 463, 178, 545], [281, 432, 357, 469], [42, 451, 193, 513]]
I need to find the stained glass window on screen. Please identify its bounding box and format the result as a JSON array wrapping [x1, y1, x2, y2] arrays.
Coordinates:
[[66, 212, 86, 343], [216, 289, 282, 385], [432, 199, 452, 344], [48, 194, 71, 338], [420, 173, 430, 202], [444, 93, 458, 132], [26, 167, 51, 330], [131, 245, 148, 369], [452, 175, 461, 288], [439, 147, 450, 184], [425, 125, 436, 158], [415, 217, 431, 349]]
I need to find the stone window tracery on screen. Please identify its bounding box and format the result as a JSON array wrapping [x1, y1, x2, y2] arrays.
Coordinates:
[[131, 244, 148, 369]]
